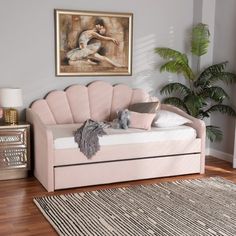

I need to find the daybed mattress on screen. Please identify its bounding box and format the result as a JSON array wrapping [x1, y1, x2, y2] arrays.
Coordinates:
[[48, 124, 197, 149]]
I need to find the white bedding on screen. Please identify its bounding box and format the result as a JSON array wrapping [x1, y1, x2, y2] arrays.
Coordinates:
[[48, 124, 197, 149]]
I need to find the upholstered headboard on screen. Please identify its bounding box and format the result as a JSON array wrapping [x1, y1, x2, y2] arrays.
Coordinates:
[[30, 81, 154, 125]]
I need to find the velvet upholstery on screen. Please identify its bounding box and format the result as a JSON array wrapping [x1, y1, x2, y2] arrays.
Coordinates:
[[65, 85, 91, 123], [27, 81, 205, 192], [31, 81, 152, 125], [46, 91, 74, 124], [129, 111, 156, 130], [30, 99, 56, 125]]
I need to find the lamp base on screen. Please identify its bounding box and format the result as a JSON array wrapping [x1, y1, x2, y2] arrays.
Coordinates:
[[4, 108, 18, 125]]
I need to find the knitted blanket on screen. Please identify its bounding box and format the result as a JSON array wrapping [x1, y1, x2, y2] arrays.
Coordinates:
[[74, 119, 107, 158]]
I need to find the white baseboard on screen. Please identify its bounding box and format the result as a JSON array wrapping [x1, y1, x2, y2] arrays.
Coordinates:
[[206, 148, 233, 163]]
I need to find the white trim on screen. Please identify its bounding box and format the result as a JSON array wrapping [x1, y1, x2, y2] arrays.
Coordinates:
[[233, 128, 236, 168], [206, 148, 233, 163]]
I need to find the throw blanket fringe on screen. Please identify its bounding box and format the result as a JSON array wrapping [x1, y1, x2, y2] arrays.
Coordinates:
[[74, 119, 107, 158]]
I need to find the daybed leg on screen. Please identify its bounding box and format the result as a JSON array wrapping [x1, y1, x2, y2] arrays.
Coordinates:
[[46, 169, 55, 192], [200, 154, 206, 174]]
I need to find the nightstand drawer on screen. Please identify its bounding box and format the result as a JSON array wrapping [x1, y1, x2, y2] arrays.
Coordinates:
[[0, 128, 27, 148], [0, 148, 28, 169]]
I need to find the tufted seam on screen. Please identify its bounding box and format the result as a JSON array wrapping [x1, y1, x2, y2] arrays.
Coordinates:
[[65, 88, 75, 124]]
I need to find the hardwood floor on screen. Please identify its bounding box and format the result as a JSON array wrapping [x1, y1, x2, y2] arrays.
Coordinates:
[[0, 156, 236, 236]]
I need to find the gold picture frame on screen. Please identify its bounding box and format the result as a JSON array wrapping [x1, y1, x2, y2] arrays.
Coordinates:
[[55, 9, 133, 76]]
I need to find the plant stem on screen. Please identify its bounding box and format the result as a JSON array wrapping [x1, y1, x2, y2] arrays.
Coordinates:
[[197, 56, 200, 74]]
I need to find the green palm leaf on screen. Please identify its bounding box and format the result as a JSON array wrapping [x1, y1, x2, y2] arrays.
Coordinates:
[[160, 61, 194, 80], [160, 61, 183, 73], [155, 48, 183, 60], [206, 125, 223, 142], [205, 104, 236, 116], [184, 94, 204, 117], [175, 53, 189, 65], [155, 47, 194, 80], [191, 23, 210, 56], [202, 61, 227, 76], [208, 72, 236, 85], [196, 62, 228, 85], [162, 97, 188, 113], [198, 87, 230, 103], [198, 110, 210, 119], [160, 83, 191, 97], [181, 54, 189, 65]]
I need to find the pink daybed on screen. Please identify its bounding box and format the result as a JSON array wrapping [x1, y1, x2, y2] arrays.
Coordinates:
[[26, 81, 205, 192]]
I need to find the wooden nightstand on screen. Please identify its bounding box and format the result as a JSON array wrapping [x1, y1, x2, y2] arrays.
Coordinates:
[[0, 123, 30, 180]]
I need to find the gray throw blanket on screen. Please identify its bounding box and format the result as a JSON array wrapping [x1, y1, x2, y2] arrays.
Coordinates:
[[74, 119, 107, 159]]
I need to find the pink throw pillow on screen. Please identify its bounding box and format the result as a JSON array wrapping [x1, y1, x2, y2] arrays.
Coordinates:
[[129, 111, 156, 130]]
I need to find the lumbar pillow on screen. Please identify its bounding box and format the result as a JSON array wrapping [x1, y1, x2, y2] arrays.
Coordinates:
[[129, 102, 160, 114], [112, 109, 130, 129], [129, 111, 156, 130], [153, 110, 191, 128]]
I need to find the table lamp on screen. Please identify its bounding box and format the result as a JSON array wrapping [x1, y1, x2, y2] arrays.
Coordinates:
[[0, 88, 23, 124]]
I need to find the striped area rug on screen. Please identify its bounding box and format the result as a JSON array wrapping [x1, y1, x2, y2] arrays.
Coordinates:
[[34, 177, 236, 236]]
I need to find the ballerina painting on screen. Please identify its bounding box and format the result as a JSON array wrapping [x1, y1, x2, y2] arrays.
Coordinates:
[[55, 10, 133, 76]]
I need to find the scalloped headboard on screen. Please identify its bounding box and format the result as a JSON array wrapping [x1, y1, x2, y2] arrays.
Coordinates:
[[30, 81, 152, 125]]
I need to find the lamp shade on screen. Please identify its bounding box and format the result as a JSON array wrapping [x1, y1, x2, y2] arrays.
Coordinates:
[[0, 88, 23, 108]]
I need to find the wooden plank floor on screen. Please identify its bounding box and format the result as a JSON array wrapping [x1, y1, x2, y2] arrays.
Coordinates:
[[0, 156, 236, 236]]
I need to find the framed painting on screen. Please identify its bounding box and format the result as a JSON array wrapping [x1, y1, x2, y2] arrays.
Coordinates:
[[55, 9, 133, 76]]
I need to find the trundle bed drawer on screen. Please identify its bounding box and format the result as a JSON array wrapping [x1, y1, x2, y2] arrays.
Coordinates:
[[54, 154, 201, 190]]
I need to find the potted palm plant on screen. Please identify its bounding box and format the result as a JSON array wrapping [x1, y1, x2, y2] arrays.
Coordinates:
[[155, 23, 236, 142]]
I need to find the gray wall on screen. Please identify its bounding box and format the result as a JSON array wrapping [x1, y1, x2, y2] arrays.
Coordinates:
[[212, 0, 236, 155], [0, 0, 194, 112], [3, 0, 235, 156]]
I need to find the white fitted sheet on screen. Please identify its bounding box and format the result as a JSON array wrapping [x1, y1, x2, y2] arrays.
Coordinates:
[[48, 124, 197, 150]]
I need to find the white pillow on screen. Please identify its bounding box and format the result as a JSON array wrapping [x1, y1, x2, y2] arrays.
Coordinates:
[[152, 110, 191, 128]]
